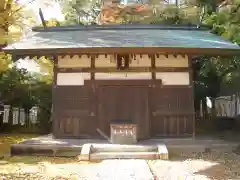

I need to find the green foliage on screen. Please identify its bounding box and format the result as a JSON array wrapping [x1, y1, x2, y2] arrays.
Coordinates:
[[62, 0, 100, 25], [192, 0, 240, 117], [46, 18, 62, 27], [205, 2, 240, 44], [194, 56, 240, 98], [150, 5, 199, 25], [0, 65, 52, 132]]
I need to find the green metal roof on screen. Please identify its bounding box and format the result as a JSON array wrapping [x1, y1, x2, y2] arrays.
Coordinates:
[[3, 25, 240, 52]]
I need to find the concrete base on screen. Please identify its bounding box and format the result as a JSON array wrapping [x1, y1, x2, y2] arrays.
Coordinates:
[[78, 144, 92, 161], [158, 145, 168, 160], [10, 134, 239, 158], [90, 152, 160, 160]]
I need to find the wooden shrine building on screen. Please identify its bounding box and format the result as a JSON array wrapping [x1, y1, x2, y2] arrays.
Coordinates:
[[3, 25, 239, 140]]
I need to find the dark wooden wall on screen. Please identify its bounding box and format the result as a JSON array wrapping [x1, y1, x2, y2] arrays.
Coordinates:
[[53, 80, 194, 139], [54, 84, 98, 138], [150, 86, 194, 137]]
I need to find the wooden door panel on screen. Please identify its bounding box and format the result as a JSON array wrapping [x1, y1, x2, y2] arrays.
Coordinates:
[[98, 85, 149, 139], [98, 86, 118, 136]]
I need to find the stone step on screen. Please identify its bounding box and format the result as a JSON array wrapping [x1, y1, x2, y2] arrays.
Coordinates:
[[91, 144, 158, 153], [11, 144, 82, 157], [90, 152, 160, 160]]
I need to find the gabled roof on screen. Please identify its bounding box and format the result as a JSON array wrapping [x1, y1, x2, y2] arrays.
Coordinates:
[[3, 24, 240, 55]]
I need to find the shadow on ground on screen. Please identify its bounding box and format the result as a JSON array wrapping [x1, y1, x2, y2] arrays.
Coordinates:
[[149, 151, 240, 180]]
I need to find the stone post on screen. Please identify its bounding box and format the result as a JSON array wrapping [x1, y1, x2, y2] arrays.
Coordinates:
[[19, 108, 26, 125], [12, 107, 19, 125], [29, 106, 38, 124], [3, 105, 10, 123]]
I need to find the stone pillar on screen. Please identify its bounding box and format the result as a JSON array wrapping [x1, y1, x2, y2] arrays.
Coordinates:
[[12, 107, 19, 125], [3, 105, 10, 123], [19, 108, 26, 125], [29, 106, 38, 124]]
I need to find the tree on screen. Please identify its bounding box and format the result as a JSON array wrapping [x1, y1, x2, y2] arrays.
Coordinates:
[[0, 0, 16, 72], [193, 55, 240, 113], [0, 0, 36, 73], [190, 0, 240, 117], [62, 0, 101, 25], [150, 4, 192, 24], [205, 0, 240, 44]]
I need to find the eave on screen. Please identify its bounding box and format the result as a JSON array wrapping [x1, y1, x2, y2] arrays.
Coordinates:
[[3, 47, 240, 61]]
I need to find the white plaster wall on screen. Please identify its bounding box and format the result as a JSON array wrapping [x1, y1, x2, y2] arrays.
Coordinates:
[[58, 55, 91, 68], [95, 72, 152, 80], [95, 55, 116, 67], [156, 72, 190, 85], [58, 54, 189, 68], [57, 73, 91, 86], [155, 55, 188, 67], [129, 54, 151, 67], [95, 54, 151, 67]]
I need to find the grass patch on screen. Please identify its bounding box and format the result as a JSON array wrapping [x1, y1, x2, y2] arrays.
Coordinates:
[[0, 134, 38, 156]]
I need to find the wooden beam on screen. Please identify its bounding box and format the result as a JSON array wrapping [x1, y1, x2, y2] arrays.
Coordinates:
[[52, 55, 58, 137], [150, 54, 156, 79], [5, 47, 240, 57], [188, 55, 195, 139], [56, 67, 190, 73], [90, 55, 96, 80]]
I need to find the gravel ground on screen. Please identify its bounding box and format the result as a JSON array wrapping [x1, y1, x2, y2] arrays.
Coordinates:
[[0, 151, 240, 180], [149, 151, 240, 180], [0, 159, 153, 180]]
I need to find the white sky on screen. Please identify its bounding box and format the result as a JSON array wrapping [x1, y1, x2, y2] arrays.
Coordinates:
[[19, 0, 64, 24]]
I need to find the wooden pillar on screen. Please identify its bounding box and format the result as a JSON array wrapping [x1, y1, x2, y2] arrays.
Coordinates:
[[150, 54, 156, 80], [52, 55, 58, 137], [188, 55, 195, 139], [90, 55, 96, 80]]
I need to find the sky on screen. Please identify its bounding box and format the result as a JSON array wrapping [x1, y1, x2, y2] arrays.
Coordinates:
[[18, 0, 64, 24]]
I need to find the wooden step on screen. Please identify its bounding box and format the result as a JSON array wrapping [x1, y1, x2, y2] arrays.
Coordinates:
[[90, 152, 160, 160]]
